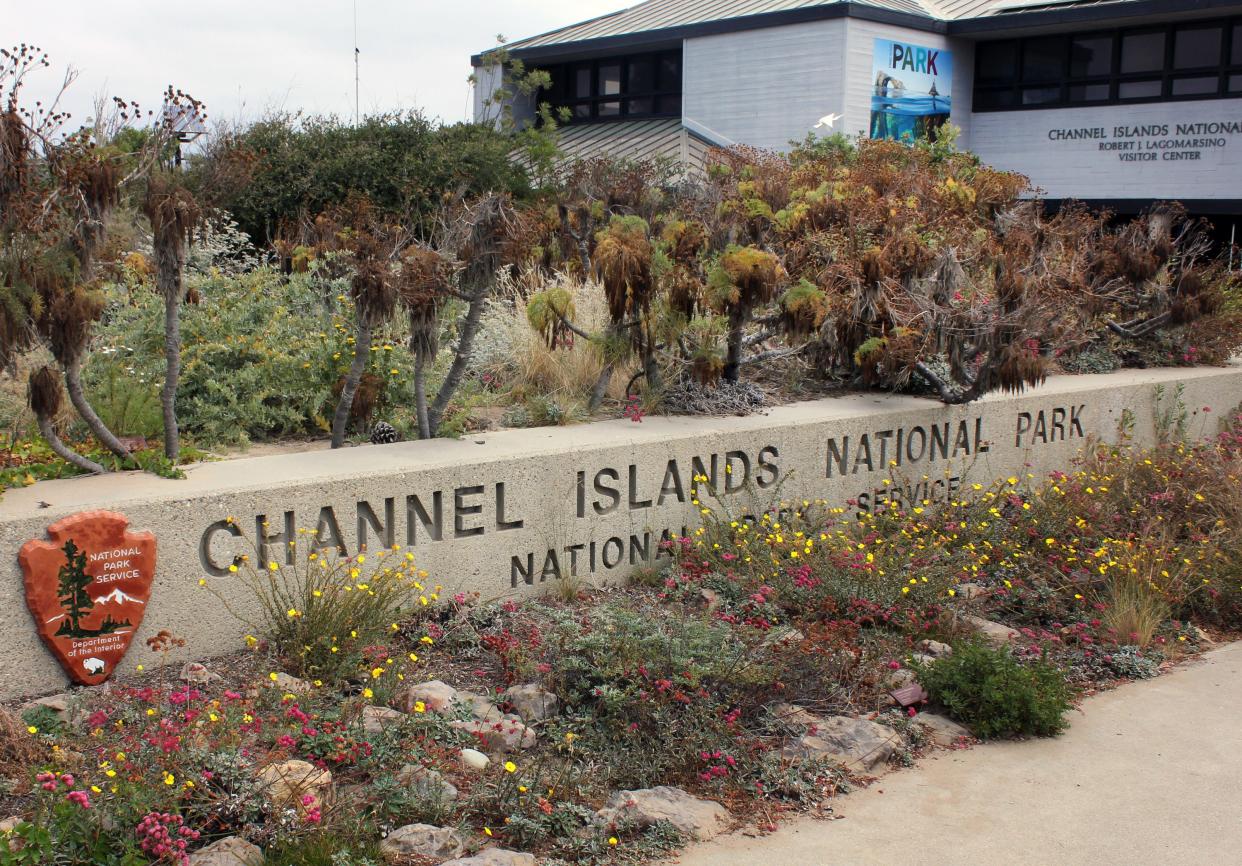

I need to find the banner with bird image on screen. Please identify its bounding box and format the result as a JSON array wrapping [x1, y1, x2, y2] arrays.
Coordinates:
[[871, 38, 952, 143]]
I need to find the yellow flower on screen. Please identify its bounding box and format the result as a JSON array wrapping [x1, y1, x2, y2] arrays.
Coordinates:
[[504, 761, 517, 773], [198, 578, 207, 586], [609, 837, 619, 847], [163, 773, 175, 786], [362, 688, 374, 699], [484, 827, 493, 837], [26, 726, 37, 734], [413, 701, 426, 713], [371, 667, 384, 679], [269, 672, 279, 682]]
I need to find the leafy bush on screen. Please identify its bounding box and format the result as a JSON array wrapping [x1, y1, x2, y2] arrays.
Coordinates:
[[914, 641, 1074, 739], [89, 266, 415, 447], [215, 113, 529, 245]]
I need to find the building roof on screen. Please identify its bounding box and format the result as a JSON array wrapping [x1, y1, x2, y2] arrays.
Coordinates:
[[481, 0, 1223, 60], [507, 0, 941, 51], [521, 118, 719, 175]]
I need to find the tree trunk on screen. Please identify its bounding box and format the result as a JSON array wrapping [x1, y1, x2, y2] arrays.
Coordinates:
[[331, 321, 372, 448], [428, 287, 487, 437], [161, 284, 182, 463], [34, 413, 105, 474], [722, 306, 748, 383], [64, 359, 133, 463], [589, 363, 613, 412], [414, 356, 430, 440]]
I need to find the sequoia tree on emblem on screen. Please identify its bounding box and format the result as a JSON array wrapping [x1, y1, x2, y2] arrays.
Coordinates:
[[20, 511, 157, 686]]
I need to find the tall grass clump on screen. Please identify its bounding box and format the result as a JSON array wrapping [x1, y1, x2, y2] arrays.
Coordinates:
[[203, 524, 431, 683]]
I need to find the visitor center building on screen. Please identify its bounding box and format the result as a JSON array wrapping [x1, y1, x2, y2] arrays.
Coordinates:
[[472, 0, 1242, 240]]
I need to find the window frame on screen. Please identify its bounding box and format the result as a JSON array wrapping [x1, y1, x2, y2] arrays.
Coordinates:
[[973, 16, 1242, 112], [540, 49, 683, 124]]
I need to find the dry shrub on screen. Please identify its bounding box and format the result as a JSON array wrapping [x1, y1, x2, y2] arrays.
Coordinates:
[[0, 706, 42, 789]]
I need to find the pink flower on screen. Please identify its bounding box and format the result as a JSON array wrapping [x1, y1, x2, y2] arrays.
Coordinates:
[[66, 790, 91, 808]]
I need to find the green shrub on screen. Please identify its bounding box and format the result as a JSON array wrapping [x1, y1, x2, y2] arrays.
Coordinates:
[[913, 641, 1074, 739]]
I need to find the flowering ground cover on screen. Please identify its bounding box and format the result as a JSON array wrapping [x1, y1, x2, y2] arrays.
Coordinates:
[[2, 416, 1240, 865]]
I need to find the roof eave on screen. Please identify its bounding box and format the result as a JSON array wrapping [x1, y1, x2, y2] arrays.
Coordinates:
[[949, 0, 1242, 36], [471, 2, 947, 66]]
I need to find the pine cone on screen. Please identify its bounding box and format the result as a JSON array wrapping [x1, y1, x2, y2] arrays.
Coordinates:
[[369, 421, 399, 445]]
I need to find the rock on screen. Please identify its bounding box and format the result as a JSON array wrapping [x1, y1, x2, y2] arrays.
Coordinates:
[[460, 748, 490, 771], [451, 718, 536, 751], [363, 706, 406, 735], [597, 786, 730, 841], [695, 587, 721, 613], [379, 824, 465, 862], [781, 715, 901, 773], [395, 764, 459, 802], [258, 673, 312, 696], [257, 760, 332, 813], [916, 713, 973, 748], [912, 652, 937, 666], [454, 690, 506, 722], [771, 703, 825, 730], [443, 849, 537, 866], [918, 639, 953, 658], [188, 836, 265, 866], [21, 693, 85, 727], [400, 680, 459, 713], [885, 667, 916, 689], [503, 684, 558, 721], [963, 615, 1019, 645], [1, 817, 21, 853], [1192, 626, 1215, 646], [179, 662, 222, 685], [957, 583, 986, 600]]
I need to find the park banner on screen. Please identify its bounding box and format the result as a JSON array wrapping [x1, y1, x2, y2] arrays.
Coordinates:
[[871, 38, 952, 143]]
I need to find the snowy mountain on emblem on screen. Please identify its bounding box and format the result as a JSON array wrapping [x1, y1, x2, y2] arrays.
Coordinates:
[[92, 588, 144, 606]]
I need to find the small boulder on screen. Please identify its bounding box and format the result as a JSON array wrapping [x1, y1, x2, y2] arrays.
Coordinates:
[[460, 748, 490, 772], [444, 849, 537, 866], [503, 684, 558, 721], [695, 587, 721, 613], [363, 706, 406, 735], [188, 836, 265, 866], [379, 824, 465, 863], [400, 680, 459, 713], [1, 817, 21, 854], [451, 718, 536, 751], [916, 713, 973, 748], [259, 673, 312, 696], [1192, 626, 1215, 646], [180, 662, 222, 685], [21, 693, 85, 727], [257, 760, 332, 813], [597, 786, 730, 841], [957, 583, 986, 600], [963, 615, 1019, 645], [781, 715, 901, 773], [918, 639, 953, 658], [395, 764, 459, 802], [454, 690, 505, 722], [885, 667, 916, 689]]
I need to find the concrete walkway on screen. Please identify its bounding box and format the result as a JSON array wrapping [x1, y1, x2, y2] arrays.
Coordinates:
[[676, 642, 1242, 866]]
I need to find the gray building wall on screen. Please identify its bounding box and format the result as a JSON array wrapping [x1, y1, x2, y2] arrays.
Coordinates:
[[683, 19, 848, 151], [969, 99, 1242, 201]]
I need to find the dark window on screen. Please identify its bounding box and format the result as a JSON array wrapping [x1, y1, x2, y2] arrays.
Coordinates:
[[1171, 75, 1220, 95], [973, 16, 1242, 111], [1068, 83, 1110, 102], [1119, 79, 1162, 99], [1121, 31, 1165, 74], [1023, 36, 1065, 81], [1069, 36, 1112, 77], [976, 40, 1018, 84], [539, 49, 683, 123], [1174, 26, 1222, 69]]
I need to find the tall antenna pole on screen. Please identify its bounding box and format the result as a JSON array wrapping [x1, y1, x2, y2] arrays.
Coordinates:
[[353, 0, 360, 125]]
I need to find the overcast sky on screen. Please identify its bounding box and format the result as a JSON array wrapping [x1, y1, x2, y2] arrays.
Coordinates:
[[10, 0, 621, 132]]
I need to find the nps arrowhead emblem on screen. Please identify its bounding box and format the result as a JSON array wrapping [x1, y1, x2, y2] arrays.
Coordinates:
[[20, 511, 157, 686]]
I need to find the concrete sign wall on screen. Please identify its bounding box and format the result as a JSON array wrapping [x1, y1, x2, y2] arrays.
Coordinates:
[[2, 365, 1240, 700]]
